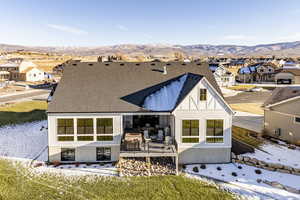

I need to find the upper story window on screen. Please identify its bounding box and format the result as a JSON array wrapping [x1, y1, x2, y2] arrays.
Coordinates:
[[77, 118, 94, 141], [97, 118, 113, 141], [182, 120, 199, 143], [200, 89, 207, 101], [295, 117, 300, 124], [206, 120, 224, 143], [57, 119, 74, 141]]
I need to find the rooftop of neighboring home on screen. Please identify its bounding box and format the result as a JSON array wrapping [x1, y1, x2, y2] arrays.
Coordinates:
[[264, 86, 300, 107], [0, 62, 20, 68], [48, 62, 221, 113], [275, 68, 300, 76]]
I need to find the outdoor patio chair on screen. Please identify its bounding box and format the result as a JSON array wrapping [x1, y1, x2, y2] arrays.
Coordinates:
[[157, 130, 164, 142]]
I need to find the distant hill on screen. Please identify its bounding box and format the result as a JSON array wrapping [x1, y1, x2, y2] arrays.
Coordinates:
[[1, 41, 300, 56]]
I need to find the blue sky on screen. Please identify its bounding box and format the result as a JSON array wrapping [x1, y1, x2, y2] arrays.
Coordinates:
[[1, 0, 300, 46]]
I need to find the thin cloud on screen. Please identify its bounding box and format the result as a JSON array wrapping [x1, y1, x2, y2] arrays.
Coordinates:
[[278, 33, 300, 42], [223, 35, 255, 41], [47, 24, 88, 35], [116, 25, 128, 31], [143, 33, 153, 39]]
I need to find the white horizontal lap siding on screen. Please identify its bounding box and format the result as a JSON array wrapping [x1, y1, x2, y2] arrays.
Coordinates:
[[172, 78, 232, 149], [48, 113, 122, 147]]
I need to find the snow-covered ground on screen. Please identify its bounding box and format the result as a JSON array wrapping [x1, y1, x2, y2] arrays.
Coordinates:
[[220, 87, 242, 97], [33, 162, 118, 177], [243, 142, 300, 168], [0, 121, 48, 161], [186, 163, 300, 200]]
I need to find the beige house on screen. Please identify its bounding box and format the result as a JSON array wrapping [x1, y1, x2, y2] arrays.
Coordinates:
[[263, 87, 300, 144], [47, 62, 233, 170], [275, 68, 300, 84]]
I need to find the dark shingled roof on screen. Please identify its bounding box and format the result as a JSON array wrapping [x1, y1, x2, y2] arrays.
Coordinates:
[[264, 86, 300, 107], [48, 62, 222, 113]]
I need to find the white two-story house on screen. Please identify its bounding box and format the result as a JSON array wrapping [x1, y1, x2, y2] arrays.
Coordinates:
[[47, 62, 233, 169]]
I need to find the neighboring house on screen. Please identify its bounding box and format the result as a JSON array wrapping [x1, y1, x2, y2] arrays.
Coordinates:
[[256, 63, 277, 83], [22, 67, 46, 82], [263, 87, 300, 144], [275, 68, 300, 84], [47, 62, 233, 170], [0, 62, 19, 80], [209, 64, 235, 87], [236, 64, 258, 83]]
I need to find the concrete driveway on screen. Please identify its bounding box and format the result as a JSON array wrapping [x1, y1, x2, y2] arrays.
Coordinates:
[[233, 111, 264, 133]]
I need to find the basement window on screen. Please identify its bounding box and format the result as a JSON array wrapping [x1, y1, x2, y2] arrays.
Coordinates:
[[61, 148, 75, 161], [295, 117, 300, 124], [96, 147, 111, 161]]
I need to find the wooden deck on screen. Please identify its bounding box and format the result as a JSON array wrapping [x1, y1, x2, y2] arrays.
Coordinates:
[[120, 145, 177, 157]]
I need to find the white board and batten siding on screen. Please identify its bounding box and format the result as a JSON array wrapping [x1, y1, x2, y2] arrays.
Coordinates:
[[173, 78, 233, 164], [47, 113, 123, 162]]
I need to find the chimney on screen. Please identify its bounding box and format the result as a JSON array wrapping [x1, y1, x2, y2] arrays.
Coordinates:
[[163, 66, 167, 75]]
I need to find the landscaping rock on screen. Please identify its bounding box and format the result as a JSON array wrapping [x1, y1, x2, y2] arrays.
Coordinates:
[[237, 155, 243, 161], [255, 169, 262, 174], [284, 186, 300, 194], [270, 181, 284, 189], [249, 158, 259, 165], [192, 167, 199, 173], [276, 169, 291, 174], [269, 163, 284, 169], [291, 171, 300, 176], [258, 160, 267, 166], [243, 156, 250, 162], [284, 166, 293, 171], [231, 152, 236, 159], [256, 178, 262, 183], [262, 166, 276, 171]]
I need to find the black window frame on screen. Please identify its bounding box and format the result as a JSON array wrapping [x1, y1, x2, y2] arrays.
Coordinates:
[[61, 148, 75, 161], [96, 147, 111, 161]]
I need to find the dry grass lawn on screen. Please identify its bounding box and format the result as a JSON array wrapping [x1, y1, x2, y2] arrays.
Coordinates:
[[230, 103, 264, 115], [228, 85, 256, 91]]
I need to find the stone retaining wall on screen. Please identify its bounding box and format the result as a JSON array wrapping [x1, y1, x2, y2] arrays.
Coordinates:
[[231, 153, 300, 176]]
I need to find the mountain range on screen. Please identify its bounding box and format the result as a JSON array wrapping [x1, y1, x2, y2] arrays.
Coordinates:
[[1, 41, 300, 57]]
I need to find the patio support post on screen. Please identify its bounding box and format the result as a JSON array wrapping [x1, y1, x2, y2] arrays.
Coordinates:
[[175, 156, 179, 175]]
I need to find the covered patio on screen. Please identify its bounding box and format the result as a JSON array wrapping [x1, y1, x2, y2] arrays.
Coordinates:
[[120, 114, 178, 173]]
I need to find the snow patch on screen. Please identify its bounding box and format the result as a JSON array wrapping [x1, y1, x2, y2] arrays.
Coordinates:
[[186, 163, 300, 200], [143, 74, 187, 111], [0, 121, 48, 161]]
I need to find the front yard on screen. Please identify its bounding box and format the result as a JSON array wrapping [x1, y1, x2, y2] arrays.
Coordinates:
[[0, 159, 234, 200]]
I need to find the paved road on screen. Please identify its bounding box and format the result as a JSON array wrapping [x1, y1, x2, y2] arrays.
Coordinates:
[[233, 111, 264, 133], [225, 91, 272, 104], [0, 90, 50, 104]]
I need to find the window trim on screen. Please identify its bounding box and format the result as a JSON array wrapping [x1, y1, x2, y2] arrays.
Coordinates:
[[181, 119, 200, 144], [57, 118, 74, 142], [205, 119, 224, 144], [199, 88, 207, 101]]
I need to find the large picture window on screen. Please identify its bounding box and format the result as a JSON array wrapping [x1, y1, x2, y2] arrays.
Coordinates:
[[96, 147, 111, 161], [206, 120, 224, 143], [77, 118, 94, 141], [57, 119, 74, 141], [182, 120, 199, 143], [61, 148, 75, 161], [97, 118, 113, 141]]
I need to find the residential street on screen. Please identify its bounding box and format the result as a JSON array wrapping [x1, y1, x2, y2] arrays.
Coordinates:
[[0, 89, 50, 104]]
